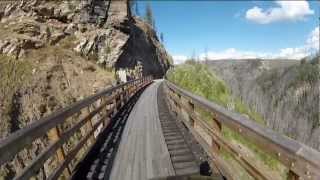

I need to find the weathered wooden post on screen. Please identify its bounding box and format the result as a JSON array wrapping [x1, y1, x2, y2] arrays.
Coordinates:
[[211, 113, 222, 154], [120, 87, 124, 107], [86, 106, 96, 145], [122, 86, 128, 104], [47, 127, 71, 178], [187, 100, 195, 127], [113, 91, 118, 116], [170, 90, 177, 116]]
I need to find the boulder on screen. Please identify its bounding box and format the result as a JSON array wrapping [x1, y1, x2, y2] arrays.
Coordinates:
[[21, 38, 44, 49], [0, 40, 10, 53], [0, 38, 44, 58], [13, 22, 41, 37], [4, 3, 17, 17], [50, 32, 66, 45], [64, 23, 78, 35], [2, 39, 20, 58], [74, 38, 88, 54], [34, 5, 54, 17]]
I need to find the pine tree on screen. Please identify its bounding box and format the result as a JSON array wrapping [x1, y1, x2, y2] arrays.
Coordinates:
[[145, 3, 155, 28], [160, 33, 164, 43], [129, 0, 140, 16], [135, 1, 139, 16]]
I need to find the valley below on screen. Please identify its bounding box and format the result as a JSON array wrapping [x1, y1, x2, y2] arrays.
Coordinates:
[[207, 58, 319, 150]]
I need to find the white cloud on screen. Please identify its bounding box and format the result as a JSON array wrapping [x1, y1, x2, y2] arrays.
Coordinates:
[[196, 47, 309, 60], [172, 55, 188, 64], [199, 48, 269, 60], [246, 1, 314, 24], [277, 47, 309, 59], [306, 27, 319, 50], [173, 26, 318, 63]]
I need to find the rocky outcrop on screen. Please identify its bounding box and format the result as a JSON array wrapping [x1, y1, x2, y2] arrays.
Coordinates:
[[0, 0, 171, 178], [115, 18, 172, 78], [0, 0, 171, 76], [208, 59, 320, 150]]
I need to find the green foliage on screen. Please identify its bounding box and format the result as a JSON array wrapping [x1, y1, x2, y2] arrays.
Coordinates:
[[167, 63, 230, 106], [185, 59, 197, 65], [167, 63, 264, 124], [234, 99, 265, 124], [297, 62, 319, 85], [310, 55, 319, 65]]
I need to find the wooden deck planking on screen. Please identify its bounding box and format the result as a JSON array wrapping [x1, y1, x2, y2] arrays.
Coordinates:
[[110, 81, 175, 180]]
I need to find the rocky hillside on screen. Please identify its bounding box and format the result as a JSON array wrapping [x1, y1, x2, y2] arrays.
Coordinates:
[[207, 58, 319, 150], [0, 0, 171, 178]]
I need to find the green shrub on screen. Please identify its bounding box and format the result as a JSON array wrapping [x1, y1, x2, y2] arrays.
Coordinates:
[[297, 63, 319, 85], [167, 63, 264, 124]]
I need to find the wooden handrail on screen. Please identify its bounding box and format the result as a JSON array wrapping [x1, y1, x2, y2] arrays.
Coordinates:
[[165, 80, 320, 180], [0, 76, 153, 180]]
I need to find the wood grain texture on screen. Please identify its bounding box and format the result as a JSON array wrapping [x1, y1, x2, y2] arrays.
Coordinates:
[[110, 80, 175, 180]]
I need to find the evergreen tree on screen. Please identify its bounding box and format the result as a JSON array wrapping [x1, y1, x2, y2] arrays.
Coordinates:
[[145, 3, 155, 28], [129, 0, 140, 16], [160, 33, 164, 43], [135, 1, 139, 16]]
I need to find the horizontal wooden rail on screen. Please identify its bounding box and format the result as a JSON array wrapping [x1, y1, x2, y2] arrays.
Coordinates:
[[165, 80, 320, 180], [0, 76, 153, 180]]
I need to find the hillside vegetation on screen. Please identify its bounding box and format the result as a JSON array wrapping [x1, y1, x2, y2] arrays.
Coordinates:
[[208, 58, 319, 150], [167, 62, 287, 180], [167, 62, 264, 124]]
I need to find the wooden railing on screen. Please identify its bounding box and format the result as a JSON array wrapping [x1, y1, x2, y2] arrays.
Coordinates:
[[165, 81, 320, 180], [0, 77, 152, 180]]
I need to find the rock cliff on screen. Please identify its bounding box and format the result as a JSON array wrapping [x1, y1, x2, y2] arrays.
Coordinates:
[[0, 0, 171, 178], [0, 0, 171, 76]]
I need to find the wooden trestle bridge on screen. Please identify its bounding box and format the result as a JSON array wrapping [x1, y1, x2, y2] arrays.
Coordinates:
[[0, 77, 319, 180]]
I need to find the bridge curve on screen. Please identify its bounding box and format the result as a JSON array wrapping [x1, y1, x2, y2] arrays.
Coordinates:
[[110, 80, 176, 179]]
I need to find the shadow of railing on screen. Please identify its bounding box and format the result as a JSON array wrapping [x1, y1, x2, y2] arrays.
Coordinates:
[[0, 77, 152, 180]]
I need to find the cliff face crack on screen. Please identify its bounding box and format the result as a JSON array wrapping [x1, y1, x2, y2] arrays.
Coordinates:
[[9, 91, 22, 133]]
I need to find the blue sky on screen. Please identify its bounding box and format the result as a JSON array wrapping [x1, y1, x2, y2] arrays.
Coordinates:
[[135, 1, 319, 63]]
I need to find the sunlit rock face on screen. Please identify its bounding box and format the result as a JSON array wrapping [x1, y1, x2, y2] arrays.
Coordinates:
[[0, 0, 171, 75], [0, 0, 171, 178]]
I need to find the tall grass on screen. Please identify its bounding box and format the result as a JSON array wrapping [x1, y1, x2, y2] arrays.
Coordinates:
[[0, 55, 32, 137]]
